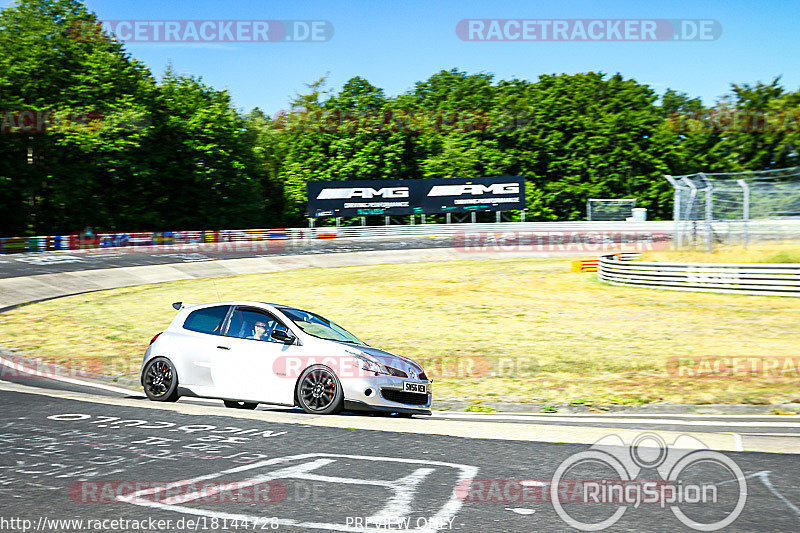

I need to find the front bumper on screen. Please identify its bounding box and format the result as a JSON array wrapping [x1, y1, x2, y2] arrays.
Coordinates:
[[341, 374, 432, 414]]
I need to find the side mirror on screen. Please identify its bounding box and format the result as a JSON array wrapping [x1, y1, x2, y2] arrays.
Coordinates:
[[271, 329, 295, 344]]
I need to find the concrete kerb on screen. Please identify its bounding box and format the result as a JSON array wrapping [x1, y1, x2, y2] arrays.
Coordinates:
[[0, 247, 547, 310], [0, 380, 751, 453], [435, 400, 800, 416]]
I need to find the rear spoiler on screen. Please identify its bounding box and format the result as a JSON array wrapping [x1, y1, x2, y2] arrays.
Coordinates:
[[172, 302, 193, 311]]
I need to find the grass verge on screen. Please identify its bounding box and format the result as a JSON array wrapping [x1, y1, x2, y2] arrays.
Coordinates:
[[640, 242, 800, 263]]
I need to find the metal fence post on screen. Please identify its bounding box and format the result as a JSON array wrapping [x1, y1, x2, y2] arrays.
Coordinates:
[[665, 175, 681, 249], [698, 173, 713, 252], [736, 179, 750, 248], [682, 177, 699, 249]]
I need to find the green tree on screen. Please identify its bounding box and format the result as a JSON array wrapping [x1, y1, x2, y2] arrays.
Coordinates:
[[0, 0, 154, 235], [488, 72, 675, 219], [143, 69, 262, 229]]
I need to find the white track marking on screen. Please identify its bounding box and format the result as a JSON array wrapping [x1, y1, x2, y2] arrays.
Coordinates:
[[161, 458, 336, 504], [731, 432, 744, 451], [365, 468, 436, 525], [431, 412, 800, 428], [0, 355, 227, 405], [121, 455, 314, 500], [753, 472, 800, 519], [718, 471, 800, 519], [739, 432, 800, 437], [433, 412, 800, 419], [506, 508, 536, 515], [118, 453, 478, 533]]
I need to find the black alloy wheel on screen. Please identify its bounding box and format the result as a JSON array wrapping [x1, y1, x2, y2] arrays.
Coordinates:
[[143, 357, 179, 402], [296, 365, 343, 414]]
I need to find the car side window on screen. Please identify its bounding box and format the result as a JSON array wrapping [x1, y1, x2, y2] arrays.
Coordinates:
[[183, 306, 230, 335], [226, 308, 286, 343]]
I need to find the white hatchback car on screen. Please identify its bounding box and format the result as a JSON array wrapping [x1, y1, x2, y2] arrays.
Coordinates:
[[141, 301, 432, 415]]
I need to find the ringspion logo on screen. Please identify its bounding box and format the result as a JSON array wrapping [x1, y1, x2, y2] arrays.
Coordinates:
[[551, 433, 746, 530]]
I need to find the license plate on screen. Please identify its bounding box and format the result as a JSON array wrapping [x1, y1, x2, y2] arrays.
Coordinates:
[[403, 382, 427, 394]]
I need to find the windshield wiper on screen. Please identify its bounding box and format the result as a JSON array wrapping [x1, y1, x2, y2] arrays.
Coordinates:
[[337, 339, 366, 346]]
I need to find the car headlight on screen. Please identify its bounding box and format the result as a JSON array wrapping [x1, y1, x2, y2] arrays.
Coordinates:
[[346, 349, 388, 375]]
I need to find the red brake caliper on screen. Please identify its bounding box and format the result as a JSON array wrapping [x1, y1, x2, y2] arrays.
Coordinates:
[[327, 379, 334, 399]]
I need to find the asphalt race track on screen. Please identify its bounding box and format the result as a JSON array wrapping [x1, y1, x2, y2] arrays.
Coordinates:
[[2, 359, 800, 532], [0, 237, 460, 279]]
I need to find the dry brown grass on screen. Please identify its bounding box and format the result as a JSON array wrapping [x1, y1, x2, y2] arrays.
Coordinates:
[[640, 242, 800, 263]]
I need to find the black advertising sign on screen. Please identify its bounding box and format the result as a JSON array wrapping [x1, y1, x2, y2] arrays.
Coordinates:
[[306, 176, 526, 218]]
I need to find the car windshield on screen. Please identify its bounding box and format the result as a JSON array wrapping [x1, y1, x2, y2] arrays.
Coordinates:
[[279, 307, 366, 345]]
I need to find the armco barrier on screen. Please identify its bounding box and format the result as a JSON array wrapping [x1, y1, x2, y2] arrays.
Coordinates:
[[598, 254, 800, 297], [5, 218, 800, 254], [176, 231, 203, 244], [1, 222, 675, 254]]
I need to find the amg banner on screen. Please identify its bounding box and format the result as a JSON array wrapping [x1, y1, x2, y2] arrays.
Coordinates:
[[307, 176, 526, 218]]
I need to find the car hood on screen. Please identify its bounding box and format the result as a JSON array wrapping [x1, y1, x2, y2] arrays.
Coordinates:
[[340, 344, 425, 376]]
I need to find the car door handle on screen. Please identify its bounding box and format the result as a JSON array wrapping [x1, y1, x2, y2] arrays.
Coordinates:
[[217, 345, 230, 350]]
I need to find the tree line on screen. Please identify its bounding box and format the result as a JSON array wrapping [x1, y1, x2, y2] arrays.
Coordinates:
[[1, 0, 798, 236]]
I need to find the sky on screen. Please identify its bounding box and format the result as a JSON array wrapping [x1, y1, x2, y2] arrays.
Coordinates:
[[6, 0, 800, 114]]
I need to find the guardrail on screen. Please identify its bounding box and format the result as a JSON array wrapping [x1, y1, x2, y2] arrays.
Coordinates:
[[0, 229, 294, 254], [598, 254, 800, 297], [4, 218, 799, 255], [0, 221, 675, 254], [303, 220, 674, 239]]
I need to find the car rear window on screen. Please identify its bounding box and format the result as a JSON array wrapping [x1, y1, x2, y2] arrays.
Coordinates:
[[183, 306, 229, 335]]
